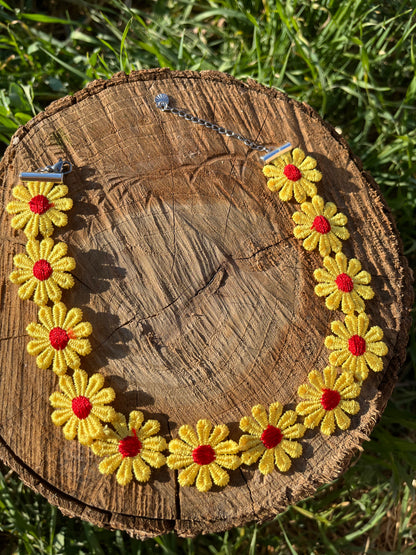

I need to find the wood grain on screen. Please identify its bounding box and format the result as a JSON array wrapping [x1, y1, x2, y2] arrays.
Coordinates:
[[0, 69, 413, 538]]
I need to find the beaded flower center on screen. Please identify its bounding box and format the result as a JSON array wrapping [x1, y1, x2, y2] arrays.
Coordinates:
[[29, 195, 52, 215], [311, 215, 331, 234], [192, 444, 216, 465], [261, 424, 283, 449], [335, 273, 354, 293], [348, 335, 366, 356], [283, 164, 302, 182], [72, 395, 92, 419], [32, 259, 53, 281], [118, 430, 142, 458], [49, 327, 69, 350], [320, 389, 341, 411]]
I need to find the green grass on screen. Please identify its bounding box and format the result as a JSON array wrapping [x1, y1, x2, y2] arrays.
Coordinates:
[[0, 0, 415, 553]]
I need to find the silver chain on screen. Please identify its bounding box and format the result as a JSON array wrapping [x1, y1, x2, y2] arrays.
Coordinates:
[[155, 93, 271, 153]]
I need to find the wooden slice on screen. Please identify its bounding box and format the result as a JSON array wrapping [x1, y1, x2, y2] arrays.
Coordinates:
[[0, 69, 413, 538]]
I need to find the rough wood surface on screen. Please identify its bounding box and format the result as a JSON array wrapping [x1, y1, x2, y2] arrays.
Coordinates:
[[0, 69, 413, 538]]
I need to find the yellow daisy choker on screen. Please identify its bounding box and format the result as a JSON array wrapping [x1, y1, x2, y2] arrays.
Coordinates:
[[6, 98, 388, 493]]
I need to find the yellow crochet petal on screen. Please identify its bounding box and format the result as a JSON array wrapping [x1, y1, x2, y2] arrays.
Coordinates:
[[268, 402, 283, 427], [241, 444, 264, 465], [281, 439, 302, 459], [48, 241, 67, 262], [339, 399, 360, 415], [62, 307, 83, 330], [35, 346, 55, 370], [364, 325, 384, 343], [333, 408, 351, 430], [252, 404, 269, 428], [52, 302, 67, 328], [214, 453, 241, 470], [53, 349, 68, 375], [140, 449, 166, 469], [49, 391, 72, 409], [92, 440, 119, 457], [318, 234, 331, 257], [116, 458, 133, 486], [196, 464, 212, 492], [98, 453, 123, 475], [239, 415, 263, 436], [296, 400, 322, 416], [52, 271, 75, 289], [57, 373, 76, 399], [78, 417, 101, 445], [257, 448, 275, 474], [32, 280, 48, 305], [291, 148, 306, 166], [323, 365, 337, 388], [137, 419, 160, 440], [209, 462, 231, 487], [178, 425, 199, 448], [197, 419, 212, 444], [282, 423, 306, 440], [178, 463, 199, 487], [279, 181, 294, 202], [132, 457, 152, 482], [363, 351, 384, 372], [214, 439, 239, 456], [303, 407, 326, 429], [91, 405, 116, 422], [38, 214, 54, 238], [326, 290, 343, 311], [44, 279, 62, 303], [50, 408, 73, 426], [302, 232, 320, 251], [71, 322, 93, 339], [320, 411, 336, 435], [128, 410, 144, 431], [277, 410, 297, 431], [167, 453, 194, 469], [83, 372, 104, 398], [18, 278, 37, 300], [356, 313, 369, 336], [142, 436, 167, 453], [62, 415, 79, 440], [168, 438, 192, 456], [89, 387, 116, 407], [208, 424, 230, 447], [10, 211, 31, 232], [73, 368, 88, 395], [330, 319, 350, 339], [308, 369, 325, 391], [239, 435, 262, 451], [47, 209, 68, 229]]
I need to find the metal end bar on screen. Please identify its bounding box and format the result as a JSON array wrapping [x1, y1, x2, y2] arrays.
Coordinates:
[[260, 143, 292, 163], [20, 172, 64, 182]]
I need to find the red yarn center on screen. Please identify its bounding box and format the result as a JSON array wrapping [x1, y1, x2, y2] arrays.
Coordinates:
[[71, 396, 92, 419], [283, 164, 302, 182], [320, 388, 341, 411], [32, 259, 53, 281], [192, 444, 216, 465], [118, 430, 142, 458], [311, 215, 331, 234], [348, 334, 366, 356], [29, 195, 51, 214], [335, 273, 354, 293], [49, 327, 69, 350], [261, 425, 283, 449]]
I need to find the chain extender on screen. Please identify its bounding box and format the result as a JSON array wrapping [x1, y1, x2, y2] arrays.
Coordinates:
[[154, 93, 291, 162]]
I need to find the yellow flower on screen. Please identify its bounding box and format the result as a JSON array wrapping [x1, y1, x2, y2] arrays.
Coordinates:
[[6, 180, 73, 238], [166, 419, 240, 492], [296, 367, 361, 435], [293, 195, 350, 257], [91, 411, 167, 486], [325, 313, 388, 381], [49, 369, 116, 445], [9, 238, 75, 306], [26, 302, 92, 375], [314, 252, 374, 314], [239, 403, 305, 474], [263, 148, 322, 203]]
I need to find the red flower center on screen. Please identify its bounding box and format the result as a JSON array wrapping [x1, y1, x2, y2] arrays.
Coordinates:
[[320, 388, 341, 411], [335, 273, 354, 293], [311, 215, 331, 234], [118, 430, 142, 458], [71, 396, 92, 419], [261, 424, 283, 449], [283, 164, 302, 182], [49, 327, 69, 350], [348, 334, 366, 356], [29, 195, 52, 214], [32, 259, 53, 281], [192, 444, 216, 465]]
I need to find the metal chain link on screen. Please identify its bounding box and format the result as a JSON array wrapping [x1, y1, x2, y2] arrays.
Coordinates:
[[155, 95, 271, 153]]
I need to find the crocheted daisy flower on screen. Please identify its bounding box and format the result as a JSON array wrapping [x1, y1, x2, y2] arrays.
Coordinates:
[[6, 180, 73, 238], [166, 419, 240, 492], [314, 252, 374, 314], [325, 313, 388, 381], [239, 403, 305, 474], [9, 238, 75, 306], [293, 195, 350, 257], [91, 411, 167, 486], [263, 148, 322, 203], [49, 369, 116, 445], [26, 302, 92, 375], [296, 367, 361, 435]]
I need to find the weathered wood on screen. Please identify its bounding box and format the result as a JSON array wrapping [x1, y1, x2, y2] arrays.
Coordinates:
[[0, 69, 413, 538]]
